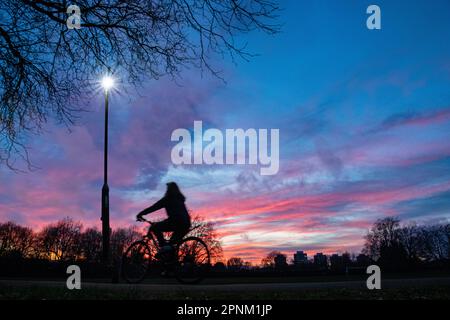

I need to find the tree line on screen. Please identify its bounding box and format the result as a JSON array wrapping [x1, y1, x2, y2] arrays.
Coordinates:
[[1, 216, 448, 272], [223, 217, 450, 271], [362, 217, 449, 268], [0, 216, 222, 263]]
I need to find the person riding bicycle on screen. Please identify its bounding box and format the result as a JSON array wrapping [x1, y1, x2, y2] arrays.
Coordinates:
[[136, 182, 191, 254]]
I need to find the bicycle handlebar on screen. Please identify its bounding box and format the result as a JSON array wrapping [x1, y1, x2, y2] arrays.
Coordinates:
[[136, 217, 153, 225]]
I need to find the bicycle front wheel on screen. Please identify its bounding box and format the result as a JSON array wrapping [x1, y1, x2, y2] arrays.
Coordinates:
[[175, 237, 211, 284], [122, 240, 153, 284]]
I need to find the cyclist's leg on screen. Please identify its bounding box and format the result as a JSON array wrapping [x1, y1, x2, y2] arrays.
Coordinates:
[[170, 224, 190, 245], [150, 219, 173, 247], [169, 215, 191, 245]]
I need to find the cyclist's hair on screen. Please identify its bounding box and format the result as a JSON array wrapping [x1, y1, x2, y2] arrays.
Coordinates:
[[165, 182, 186, 201]]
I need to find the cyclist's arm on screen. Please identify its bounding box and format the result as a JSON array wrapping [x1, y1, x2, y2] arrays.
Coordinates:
[[137, 197, 166, 217]]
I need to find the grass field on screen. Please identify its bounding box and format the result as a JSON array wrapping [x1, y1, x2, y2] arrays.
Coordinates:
[[1, 276, 450, 300], [1, 284, 450, 300]]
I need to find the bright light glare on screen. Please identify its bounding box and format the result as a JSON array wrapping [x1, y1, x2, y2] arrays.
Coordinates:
[[101, 76, 115, 91]]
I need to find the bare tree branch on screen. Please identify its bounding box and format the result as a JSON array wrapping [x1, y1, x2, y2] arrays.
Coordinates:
[[0, 0, 280, 168]]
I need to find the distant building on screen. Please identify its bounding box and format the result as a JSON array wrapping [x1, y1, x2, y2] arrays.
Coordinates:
[[342, 252, 352, 266], [293, 251, 308, 264], [356, 254, 371, 266], [313, 252, 328, 268], [274, 254, 288, 268], [330, 254, 343, 270], [213, 262, 226, 272]]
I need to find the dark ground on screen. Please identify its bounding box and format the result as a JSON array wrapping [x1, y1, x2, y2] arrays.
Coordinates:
[[1, 276, 450, 300]]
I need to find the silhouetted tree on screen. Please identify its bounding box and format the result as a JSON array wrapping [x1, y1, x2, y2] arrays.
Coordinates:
[[261, 250, 283, 268], [0, 221, 34, 257], [187, 215, 223, 263], [212, 261, 227, 272], [36, 217, 82, 261], [364, 217, 450, 265], [419, 224, 450, 261], [227, 257, 244, 270], [397, 223, 422, 261], [79, 227, 102, 262], [363, 217, 403, 261], [110, 226, 142, 259], [362, 217, 449, 269], [0, 0, 280, 168]]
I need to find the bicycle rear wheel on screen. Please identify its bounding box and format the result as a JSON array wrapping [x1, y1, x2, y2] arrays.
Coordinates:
[[122, 240, 153, 284], [175, 237, 210, 284]]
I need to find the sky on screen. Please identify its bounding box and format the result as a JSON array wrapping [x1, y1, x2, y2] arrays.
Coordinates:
[[1, 0, 450, 264]]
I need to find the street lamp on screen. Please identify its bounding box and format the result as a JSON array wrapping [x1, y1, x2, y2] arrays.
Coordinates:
[[101, 76, 114, 91], [100, 75, 114, 263]]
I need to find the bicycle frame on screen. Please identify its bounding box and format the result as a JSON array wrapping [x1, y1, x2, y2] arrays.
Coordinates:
[[123, 217, 211, 284], [138, 217, 198, 248], [142, 230, 159, 249]]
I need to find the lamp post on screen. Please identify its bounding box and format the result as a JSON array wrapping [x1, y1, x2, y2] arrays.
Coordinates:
[[100, 76, 114, 263]]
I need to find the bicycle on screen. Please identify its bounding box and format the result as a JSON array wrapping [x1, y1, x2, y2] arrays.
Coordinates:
[[121, 217, 211, 284]]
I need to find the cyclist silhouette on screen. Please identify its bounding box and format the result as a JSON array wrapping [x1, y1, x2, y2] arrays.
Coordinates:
[[123, 182, 209, 283], [136, 182, 191, 250]]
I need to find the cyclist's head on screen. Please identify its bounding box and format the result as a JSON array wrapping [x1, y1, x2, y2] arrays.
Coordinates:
[[165, 182, 185, 201]]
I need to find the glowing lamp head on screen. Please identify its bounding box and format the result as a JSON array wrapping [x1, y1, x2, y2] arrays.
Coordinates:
[[101, 76, 115, 91]]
